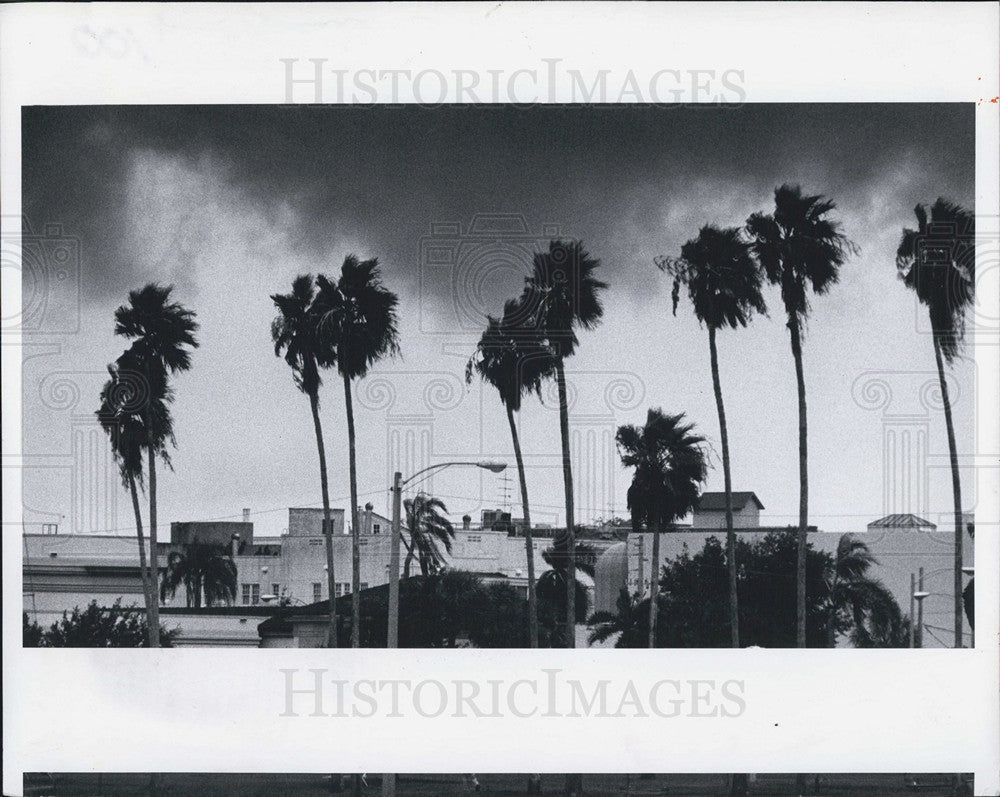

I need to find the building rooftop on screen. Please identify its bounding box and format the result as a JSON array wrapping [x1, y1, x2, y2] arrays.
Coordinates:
[[867, 513, 937, 530], [695, 491, 764, 511]]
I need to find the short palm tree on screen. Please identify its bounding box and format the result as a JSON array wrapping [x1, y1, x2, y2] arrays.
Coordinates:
[[617, 409, 708, 647], [96, 361, 155, 632], [160, 543, 237, 608], [746, 186, 856, 648], [896, 199, 975, 648], [467, 296, 553, 647], [587, 588, 645, 647], [271, 274, 338, 647], [658, 224, 766, 648], [823, 534, 906, 648], [315, 255, 400, 648], [521, 240, 607, 647], [536, 531, 596, 646], [402, 493, 455, 578], [114, 284, 199, 647]]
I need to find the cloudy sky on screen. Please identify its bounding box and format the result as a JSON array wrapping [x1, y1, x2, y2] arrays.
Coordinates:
[[21, 104, 976, 538]]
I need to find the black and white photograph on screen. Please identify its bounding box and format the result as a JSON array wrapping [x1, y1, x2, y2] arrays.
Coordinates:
[[3, 4, 998, 796], [19, 103, 977, 652]]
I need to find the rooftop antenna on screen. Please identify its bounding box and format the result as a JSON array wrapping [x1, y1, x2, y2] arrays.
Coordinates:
[[499, 474, 513, 513]]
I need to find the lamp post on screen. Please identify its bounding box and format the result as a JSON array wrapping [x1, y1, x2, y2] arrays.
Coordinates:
[[913, 572, 931, 649], [382, 460, 505, 797]]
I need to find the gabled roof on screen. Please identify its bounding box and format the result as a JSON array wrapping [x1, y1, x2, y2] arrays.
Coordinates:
[[867, 513, 937, 529], [695, 492, 764, 511]]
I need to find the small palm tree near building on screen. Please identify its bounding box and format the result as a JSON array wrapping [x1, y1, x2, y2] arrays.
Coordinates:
[[616, 409, 708, 647], [822, 534, 908, 648], [402, 493, 455, 578], [160, 543, 238, 608], [746, 186, 856, 648], [658, 224, 766, 648], [896, 199, 975, 648], [536, 532, 596, 646]]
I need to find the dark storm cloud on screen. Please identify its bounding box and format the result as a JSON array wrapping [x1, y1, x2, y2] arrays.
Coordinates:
[[23, 103, 975, 312]]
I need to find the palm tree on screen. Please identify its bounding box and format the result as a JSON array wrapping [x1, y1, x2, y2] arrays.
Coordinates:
[[823, 534, 907, 648], [658, 224, 766, 648], [315, 255, 400, 648], [536, 531, 596, 647], [746, 186, 856, 648], [587, 588, 645, 647], [521, 240, 607, 647], [160, 543, 237, 608], [271, 275, 338, 647], [96, 361, 155, 636], [402, 493, 455, 578], [467, 296, 553, 648], [616, 409, 708, 647], [896, 199, 975, 648], [114, 284, 199, 647]]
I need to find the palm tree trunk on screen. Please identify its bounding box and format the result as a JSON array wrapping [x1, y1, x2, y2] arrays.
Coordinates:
[[933, 335, 964, 648], [710, 326, 739, 649], [789, 316, 808, 649], [648, 518, 662, 648], [554, 356, 576, 648], [343, 373, 362, 649], [145, 415, 161, 648], [127, 473, 155, 643], [508, 405, 539, 648], [403, 534, 415, 580], [309, 390, 338, 648]]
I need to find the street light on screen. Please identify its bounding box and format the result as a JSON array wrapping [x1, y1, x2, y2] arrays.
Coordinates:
[[382, 459, 506, 797], [387, 460, 507, 647]]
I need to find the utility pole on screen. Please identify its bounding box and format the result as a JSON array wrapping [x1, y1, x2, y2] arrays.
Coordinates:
[[909, 573, 915, 649], [917, 567, 925, 649]]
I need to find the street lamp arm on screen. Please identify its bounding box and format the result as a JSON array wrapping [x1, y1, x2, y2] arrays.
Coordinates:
[[400, 460, 507, 488]]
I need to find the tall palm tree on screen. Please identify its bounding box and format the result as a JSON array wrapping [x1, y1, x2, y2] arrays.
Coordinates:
[[271, 275, 338, 647], [160, 543, 237, 608], [658, 224, 766, 648], [467, 296, 553, 647], [521, 240, 606, 647], [746, 186, 856, 648], [616, 409, 708, 647], [823, 534, 907, 648], [96, 361, 155, 635], [114, 284, 198, 647], [315, 255, 400, 648], [402, 493, 455, 578], [896, 199, 975, 648]]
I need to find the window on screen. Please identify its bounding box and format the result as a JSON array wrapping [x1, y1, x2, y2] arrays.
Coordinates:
[[360, 583, 369, 591], [467, 534, 481, 543], [241, 583, 260, 606], [312, 582, 322, 602], [335, 582, 352, 597], [372, 523, 381, 534], [272, 583, 280, 598]]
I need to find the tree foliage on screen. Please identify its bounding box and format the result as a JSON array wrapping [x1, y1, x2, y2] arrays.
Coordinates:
[[23, 601, 178, 648]]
